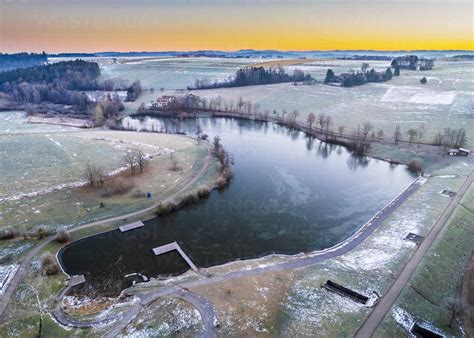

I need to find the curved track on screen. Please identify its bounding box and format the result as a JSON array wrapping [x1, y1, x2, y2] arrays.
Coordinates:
[[0, 140, 212, 322]]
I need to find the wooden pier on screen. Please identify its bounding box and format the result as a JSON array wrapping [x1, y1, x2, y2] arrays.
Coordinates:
[[119, 221, 144, 233], [152, 241, 199, 273]]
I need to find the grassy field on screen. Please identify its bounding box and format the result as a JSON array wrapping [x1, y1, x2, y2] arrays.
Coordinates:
[[249, 59, 317, 68], [1, 57, 471, 336], [374, 184, 474, 337], [112, 158, 472, 337], [0, 133, 125, 199], [116, 58, 473, 148], [0, 130, 218, 234]]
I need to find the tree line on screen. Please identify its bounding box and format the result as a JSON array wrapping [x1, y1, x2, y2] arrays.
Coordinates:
[[324, 63, 399, 87], [189, 66, 314, 90], [140, 93, 468, 154], [0, 60, 141, 122], [0, 52, 48, 72]]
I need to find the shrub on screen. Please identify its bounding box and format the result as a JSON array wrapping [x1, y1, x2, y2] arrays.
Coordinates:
[[36, 227, 47, 240], [156, 200, 178, 216], [133, 189, 147, 198], [408, 160, 423, 173], [180, 192, 200, 207], [197, 185, 211, 198], [169, 159, 182, 172], [56, 227, 71, 243], [104, 177, 134, 196], [41, 253, 60, 276], [222, 168, 232, 180], [216, 176, 228, 189], [0, 227, 17, 240]]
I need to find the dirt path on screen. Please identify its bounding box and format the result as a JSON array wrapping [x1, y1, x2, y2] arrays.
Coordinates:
[[354, 170, 474, 338], [0, 141, 212, 322], [97, 176, 426, 335], [102, 288, 217, 338], [172, 289, 217, 338], [38, 174, 425, 333]]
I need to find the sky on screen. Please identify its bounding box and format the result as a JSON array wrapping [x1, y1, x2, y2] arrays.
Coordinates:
[[1, 0, 473, 53]]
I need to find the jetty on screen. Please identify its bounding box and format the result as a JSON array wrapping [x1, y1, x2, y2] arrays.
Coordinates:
[[152, 241, 199, 273], [119, 221, 144, 232]]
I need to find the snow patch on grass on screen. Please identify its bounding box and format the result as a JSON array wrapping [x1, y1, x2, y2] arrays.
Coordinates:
[[0, 264, 18, 295], [381, 86, 456, 105]]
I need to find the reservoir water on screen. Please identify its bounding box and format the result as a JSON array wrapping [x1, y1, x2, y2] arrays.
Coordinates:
[[59, 117, 415, 294]]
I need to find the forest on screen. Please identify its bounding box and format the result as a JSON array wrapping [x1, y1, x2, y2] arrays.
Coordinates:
[[0, 52, 48, 72], [0, 60, 132, 121], [190, 66, 314, 89]]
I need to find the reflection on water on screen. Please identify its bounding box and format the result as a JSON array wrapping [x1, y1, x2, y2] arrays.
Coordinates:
[[60, 117, 415, 295]]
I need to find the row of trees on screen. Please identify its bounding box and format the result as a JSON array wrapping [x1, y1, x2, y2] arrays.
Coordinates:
[[0, 52, 48, 72], [94, 94, 124, 125], [84, 148, 149, 189], [0, 60, 101, 115], [324, 64, 398, 87], [125, 80, 142, 102], [190, 66, 314, 90], [139, 92, 468, 154], [0, 60, 140, 123]]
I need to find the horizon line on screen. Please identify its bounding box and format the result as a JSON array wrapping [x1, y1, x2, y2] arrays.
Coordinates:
[[6, 48, 473, 55]]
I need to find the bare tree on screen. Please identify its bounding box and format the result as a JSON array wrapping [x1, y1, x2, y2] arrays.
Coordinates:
[[123, 150, 137, 176], [307, 113, 316, 129], [445, 297, 467, 328], [454, 128, 467, 148], [407, 128, 418, 146], [84, 162, 105, 187], [394, 125, 402, 145], [361, 63, 370, 73], [338, 126, 345, 136], [216, 95, 223, 111], [416, 124, 427, 146], [325, 116, 332, 131], [237, 96, 245, 113], [361, 122, 373, 141], [134, 148, 148, 174], [290, 110, 299, 124], [171, 159, 181, 172], [377, 129, 384, 140], [253, 103, 260, 114], [84, 162, 96, 186], [245, 101, 252, 115], [318, 114, 327, 130]]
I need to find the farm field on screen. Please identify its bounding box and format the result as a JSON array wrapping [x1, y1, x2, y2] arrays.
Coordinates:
[[0, 127, 220, 246], [119, 156, 473, 337], [375, 183, 474, 338], [0, 56, 471, 337], [100, 57, 473, 148]]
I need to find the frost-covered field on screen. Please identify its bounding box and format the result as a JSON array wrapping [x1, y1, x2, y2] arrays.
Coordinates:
[[0, 111, 79, 134], [119, 297, 201, 337], [107, 58, 473, 147], [0, 133, 127, 201], [195, 61, 473, 147], [99, 57, 257, 90], [164, 158, 471, 337], [275, 159, 471, 336]]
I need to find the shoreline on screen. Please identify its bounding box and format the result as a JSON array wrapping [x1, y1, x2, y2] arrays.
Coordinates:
[[128, 110, 418, 168], [55, 116, 420, 294], [52, 174, 427, 329]]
